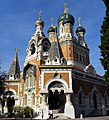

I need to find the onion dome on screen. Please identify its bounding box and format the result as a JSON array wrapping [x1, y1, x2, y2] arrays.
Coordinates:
[[35, 11, 44, 27], [35, 19, 44, 27], [76, 26, 86, 34], [47, 26, 57, 33], [63, 16, 75, 25], [58, 13, 75, 25], [76, 17, 86, 34], [58, 3, 75, 25]]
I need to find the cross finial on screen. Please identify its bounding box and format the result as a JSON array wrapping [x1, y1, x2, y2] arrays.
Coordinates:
[[64, 3, 67, 13], [78, 17, 81, 26], [51, 17, 54, 26], [66, 8, 68, 18], [38, 10, 42, 20], [15, 48, 18, 54]]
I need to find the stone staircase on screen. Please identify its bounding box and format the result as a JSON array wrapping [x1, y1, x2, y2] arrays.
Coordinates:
[[53, 113, 70, 119], [52, 109, 59, 114], [51, 110, 71, 119]]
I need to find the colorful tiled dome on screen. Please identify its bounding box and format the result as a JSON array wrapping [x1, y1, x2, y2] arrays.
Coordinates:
[[58, 13, 75, 25]]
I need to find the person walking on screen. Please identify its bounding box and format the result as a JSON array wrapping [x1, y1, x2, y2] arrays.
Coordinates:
[[49, 110, 53, 119]]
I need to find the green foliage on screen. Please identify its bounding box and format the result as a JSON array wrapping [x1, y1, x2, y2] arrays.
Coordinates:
[[13, 106, 34, 118], [100, 0, 109, 86], [0, 71, 7, 95], [24, 106, 34, 118], [13, 106, 24, 118]]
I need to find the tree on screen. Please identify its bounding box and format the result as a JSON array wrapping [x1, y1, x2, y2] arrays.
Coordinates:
[[0, 58, 7, 113], [99, 0, 109, 86], [0, 60, 7, 95]]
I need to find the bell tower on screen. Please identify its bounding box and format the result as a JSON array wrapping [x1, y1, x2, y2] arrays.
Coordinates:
[[58, 3, 75, 65], [76, 17, 87, 48], [58, 3, 75, 42], [24, 11, 50, 65]]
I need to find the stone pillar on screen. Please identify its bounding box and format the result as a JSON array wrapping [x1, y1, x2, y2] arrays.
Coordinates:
[[64, 93, 75, 119], [102, 104, 107, 115], [42, 94, 47, 105], [4, 99, 7, 113], [38, 92, 49, 119], [66, 94, 72, 105]]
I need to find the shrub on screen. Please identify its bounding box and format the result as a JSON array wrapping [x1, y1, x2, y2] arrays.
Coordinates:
[[24, 106, 34, 118], [13, 106, 34, 118]]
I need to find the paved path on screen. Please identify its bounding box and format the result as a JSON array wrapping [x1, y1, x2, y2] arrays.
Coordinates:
[[75, 116, 109, 120], [52, 113, 109, 120], [0, 114, 109, 119]]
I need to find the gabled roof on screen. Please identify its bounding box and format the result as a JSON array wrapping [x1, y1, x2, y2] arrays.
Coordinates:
[[8, 49, 20, 79]]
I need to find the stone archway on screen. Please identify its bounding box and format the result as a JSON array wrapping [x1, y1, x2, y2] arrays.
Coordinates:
[[41, 78, 75, 119], [48, 81, 66, 113], [3, 90, 15, 114]]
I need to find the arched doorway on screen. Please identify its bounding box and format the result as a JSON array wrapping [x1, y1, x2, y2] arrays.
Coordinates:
[[48, 81, 66, 112], [4, 90, 15, 115], [5, 90, 14, 97], [93, 92, 97, 109]]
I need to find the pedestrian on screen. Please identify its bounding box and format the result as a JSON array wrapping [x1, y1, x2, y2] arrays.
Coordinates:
[[30, 113, 32, 120], [49, 110, 53, 119], [23, 114, 25, 119]]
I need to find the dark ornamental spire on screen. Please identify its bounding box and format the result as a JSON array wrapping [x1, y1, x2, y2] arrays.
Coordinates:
[[47, 20, 66, 65], [8, 48, 20, 80]]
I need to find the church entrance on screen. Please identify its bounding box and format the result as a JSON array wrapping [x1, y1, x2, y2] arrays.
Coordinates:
[[48, 81, 66, 113]]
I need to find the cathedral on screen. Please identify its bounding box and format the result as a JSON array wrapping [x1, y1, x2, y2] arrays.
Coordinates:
[[3, 4, 109, 119]]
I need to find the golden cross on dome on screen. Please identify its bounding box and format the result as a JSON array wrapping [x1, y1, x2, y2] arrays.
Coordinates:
[[64, 3, 68, 18], [64, 3, 67, 13], [78, 17, 81, 26], [66, 8, 68, 18], [15, 48, 18, 54], [51, 17, 54, 26], [38, 10, 42, 20]]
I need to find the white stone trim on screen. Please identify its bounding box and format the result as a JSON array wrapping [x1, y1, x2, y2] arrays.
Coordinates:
[[69, 70, 72, 91], [5, 88, 17, 96], [45, 78, 69, 92]]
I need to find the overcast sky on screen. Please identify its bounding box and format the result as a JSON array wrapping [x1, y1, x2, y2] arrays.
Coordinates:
[[0, 0, 106, 75]]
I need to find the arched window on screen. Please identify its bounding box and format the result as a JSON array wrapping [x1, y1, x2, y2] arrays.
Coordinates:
[[61, 27, 63, 33], [79, 92, 82, 104], [20, 95, 22, 105], [26, 77, 28, 88], [32, 93, 35, 105], [76, 52, 79, 60], [105, 95, 108, 105], [78, 89, 85, 105], [30, 43, 35, 55], [24, 94, 27, 105], [55, 59, 57, 62], [89, 93, 92, 106], [93, 91, 97, 109], [33, 76, 36, 87], [30, 75, 33, 86]]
